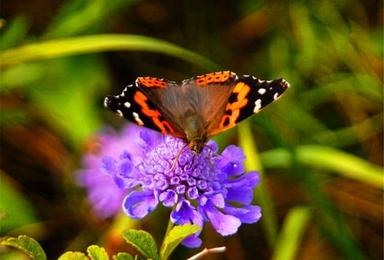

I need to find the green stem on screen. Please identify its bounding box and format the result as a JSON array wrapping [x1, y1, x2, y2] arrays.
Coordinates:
[[238, 122, 278, 247], [165, 218, 174, 238]]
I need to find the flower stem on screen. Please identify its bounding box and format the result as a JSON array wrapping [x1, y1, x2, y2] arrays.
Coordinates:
[[238, 122, 278, 247], [165, 217, 174, 238], [186, 246, 226, 260]]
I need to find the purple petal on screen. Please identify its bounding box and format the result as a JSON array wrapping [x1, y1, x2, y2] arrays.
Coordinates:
[[88, 185, 124, 218], [123, 190, 158, 219], [181, 235, 202, 248], [226, 187, 254, 205], [218, 145, 245, 176], [171, 200, 203, 226], [225, 172, 260, 204], [201, 202, 241, 236], [139, 128, 160, 148], [159, 190, 178, 207], [101, 156, 117, 175], [171, 201, 204, 248], [118, 159, 133, 177], [223, 205, 262, 224], [208, 193, 225, 208]]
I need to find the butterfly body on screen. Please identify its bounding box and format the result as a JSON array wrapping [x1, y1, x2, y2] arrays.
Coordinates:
[[104, 71, 289, 153]]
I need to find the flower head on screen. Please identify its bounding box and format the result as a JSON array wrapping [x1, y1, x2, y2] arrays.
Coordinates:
[[78, 124, 261, 247]]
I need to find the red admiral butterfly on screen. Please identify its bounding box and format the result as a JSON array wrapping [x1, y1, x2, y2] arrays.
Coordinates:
[[104, 71, 289, 153]]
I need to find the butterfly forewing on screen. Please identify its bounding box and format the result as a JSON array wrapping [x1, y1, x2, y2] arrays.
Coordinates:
[[104, 77, 185, 138], [207, 75, 289, 136]]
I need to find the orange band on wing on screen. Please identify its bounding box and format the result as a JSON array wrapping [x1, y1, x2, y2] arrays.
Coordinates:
[[134, 91, 174, 133], [219, 82, 250, 128], [137, 77, 167, 88], [195, 71, 234, 86]]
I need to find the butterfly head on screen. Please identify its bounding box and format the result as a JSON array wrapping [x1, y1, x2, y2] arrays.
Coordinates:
[[188, 138, 207, 153], [183, 113, 208, 153]]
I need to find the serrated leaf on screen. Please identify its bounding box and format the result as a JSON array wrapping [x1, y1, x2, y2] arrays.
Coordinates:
[[122, 229, 159, 260], [58, 251, 88, 260], [87, 245, 109, 260], [160, 225, 201, 260], [113, 252, 134, 260], [0, 235, 47, 260]]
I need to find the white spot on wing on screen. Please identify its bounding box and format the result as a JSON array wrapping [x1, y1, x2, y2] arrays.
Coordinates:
[[132, 112, 144, 126], [116, 109, 123, 117], [124, 102, 131, 108], [253, 99, 262, 113], [103, 97, 109, 107], [274, 93, 279, 100], [258, 88, 266, 95], [281, 79, 290, 88]]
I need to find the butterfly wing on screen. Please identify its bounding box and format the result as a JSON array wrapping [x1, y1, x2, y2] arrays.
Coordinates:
[[207, 75, 290, 136], [180, 71, 239, 126], [104, 77, 186, 138], [105, 72, 289, 142]]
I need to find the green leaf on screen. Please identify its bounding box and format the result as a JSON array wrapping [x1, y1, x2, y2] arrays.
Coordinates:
[[87, 245, 109, 260], [0, 16, 29, 50], [45, 0, 138, 38], [271, 207, 310, 260], [25, 56, 107, 146], [0, 235, 47, 260], [159, 224, 201, 260], [260, 145, 383, 189], [122, 229, 159, 260], [0, 172, 38, 233], [113, 252, 133, 260], [0, 34, 219, 70], [58, 251, 88, 260], [0, 63, 45, 92], [238, 122, 278, 247]]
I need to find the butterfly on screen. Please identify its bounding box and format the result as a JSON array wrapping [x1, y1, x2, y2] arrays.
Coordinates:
[[104, 71, 289, 153]]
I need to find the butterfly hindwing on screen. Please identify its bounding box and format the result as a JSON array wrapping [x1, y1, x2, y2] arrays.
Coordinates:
[[208, 75, 289, 136], [104, 77, 185, 137]]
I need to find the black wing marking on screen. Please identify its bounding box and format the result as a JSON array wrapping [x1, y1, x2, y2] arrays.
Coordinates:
[[104, 78, 185, 138], [207, 75, 290, 136]]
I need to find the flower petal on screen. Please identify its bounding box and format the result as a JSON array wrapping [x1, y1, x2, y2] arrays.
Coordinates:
[[171, 200, 203, 226], [209, 193, 225, 208], [159, 190, 178, 207], [218, 145, 245, 176], [181, 235, 202, 248], [123, 190, 158, 219], [201, 202, 241, 236], [225, 172, 260, 204], [101, 156, 117, 176], [223, 205, 262, 224]]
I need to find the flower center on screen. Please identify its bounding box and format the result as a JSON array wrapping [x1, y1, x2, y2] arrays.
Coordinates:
[[140, 136, 221, 205]]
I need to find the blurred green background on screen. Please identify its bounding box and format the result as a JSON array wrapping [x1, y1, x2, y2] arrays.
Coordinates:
[[0, 0, 382, 259]]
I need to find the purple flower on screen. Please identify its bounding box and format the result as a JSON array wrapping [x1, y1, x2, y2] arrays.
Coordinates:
[[79, 124, 262, 247], [77, 125, 144, 218]]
